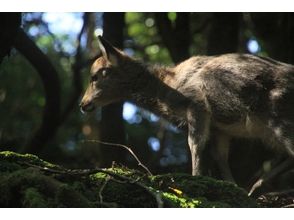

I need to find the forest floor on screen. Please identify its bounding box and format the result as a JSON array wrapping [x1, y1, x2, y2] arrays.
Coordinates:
[[0, 151, 292, 208]]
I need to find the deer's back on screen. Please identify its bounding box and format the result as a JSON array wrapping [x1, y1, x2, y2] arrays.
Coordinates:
[[173, 54, 294, 125]]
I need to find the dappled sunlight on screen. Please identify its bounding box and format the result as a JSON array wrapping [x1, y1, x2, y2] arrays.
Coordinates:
[[123, 102, 137, 121], [148, 136, 160, 151], [247, 38, 260, 54], [43, 13, 83, 35]]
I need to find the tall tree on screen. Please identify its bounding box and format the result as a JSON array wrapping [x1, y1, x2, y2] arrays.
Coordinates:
[[0, 13, 21, 64], [154, 12, 191, 173], [154, 12, 190, 63], [99, 12, 127, 167], [207, 13, 240, 55], [251, 13, 294, 64]]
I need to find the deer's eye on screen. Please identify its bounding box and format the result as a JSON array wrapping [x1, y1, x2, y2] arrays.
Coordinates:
[[91, 74, 98, 82], [102, 69, 107, 77]]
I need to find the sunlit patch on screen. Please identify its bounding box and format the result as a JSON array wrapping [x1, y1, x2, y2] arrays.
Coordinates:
[[168, 124, 181, 133], [146, 45, 159, 54], [150, 113, 159, 122], [123, 102, 137, 122], [273, 127, 283, 138], [0, 90, 6, 102], [82, 125, 92, 136], [28, 26, 39, 36], [40, 13, 83, 54], [148, 137, 160, 151], [43, 13, 83, 34], [62, 41, 76, 54], [247, 38, 260, 54], [262, 160, 272, 173], [124, 48, 135, 56], [168, 12, 177, 21], [145, 18, 154, 27], [94, 28, 103, 36], [133, 115, 142, 123], [270, 89, 283, 100]]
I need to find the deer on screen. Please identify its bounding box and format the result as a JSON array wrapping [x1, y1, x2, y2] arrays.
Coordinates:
[[80, 36, 294, 195]]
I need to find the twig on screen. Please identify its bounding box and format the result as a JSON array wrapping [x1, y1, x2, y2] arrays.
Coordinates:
[[282, 204, 294, 208], [264, 189, 294, 197], [249, 158, 294, 196], [99, 175, 111, 203], [80, 139, 153, 176]]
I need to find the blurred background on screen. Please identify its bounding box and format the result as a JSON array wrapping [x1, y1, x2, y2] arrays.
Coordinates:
[[1, 13, 294, 188]]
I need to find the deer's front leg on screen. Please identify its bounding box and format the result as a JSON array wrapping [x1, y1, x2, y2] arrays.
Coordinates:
[[187, 107, 211, 176]]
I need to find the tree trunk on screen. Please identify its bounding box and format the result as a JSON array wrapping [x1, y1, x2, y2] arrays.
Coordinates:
[[99, 12, 126, 167], [0, 13, 21, 64], [154, 12, 191, 173], [251, 13, 294, 64], [207, 13, 240, 55], [154, 12, 190, 63]]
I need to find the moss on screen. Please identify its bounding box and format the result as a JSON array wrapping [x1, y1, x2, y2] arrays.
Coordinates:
[[0, 160, 22, 172], [90, 171, 108, 180], [55, 184, 94, 208], [90, 170, 156, 207], [162, 192, 202, 208], [150, 173, 257, 208], [0, 151, 60, 170], [0, 168, 95, 207], [22, 188, 47, 207], [0, 151, 257, 208], [0, 168, 60, 207]]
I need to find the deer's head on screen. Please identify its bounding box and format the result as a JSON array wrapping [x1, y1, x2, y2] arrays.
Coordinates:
[[80, 36, 131, 113]]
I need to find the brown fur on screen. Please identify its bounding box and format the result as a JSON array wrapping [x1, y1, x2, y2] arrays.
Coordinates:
[[80, 36, 294, 181]]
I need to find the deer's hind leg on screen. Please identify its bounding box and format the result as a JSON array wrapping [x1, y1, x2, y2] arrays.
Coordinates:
[[265, 119, 294, 156], [211, 132, 235, 182], [249, 119, 294, 196]]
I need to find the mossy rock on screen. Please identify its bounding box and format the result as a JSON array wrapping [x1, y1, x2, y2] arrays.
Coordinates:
[[0, 151, 60, 171], [150, 174, 256, 207], [0, 151, 257, 208]]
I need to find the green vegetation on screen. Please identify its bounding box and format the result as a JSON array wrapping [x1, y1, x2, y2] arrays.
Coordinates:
[[0, 151, 257, 208]]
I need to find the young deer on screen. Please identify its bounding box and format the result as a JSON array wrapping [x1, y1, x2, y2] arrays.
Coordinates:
[[80, 36, 294, 187]]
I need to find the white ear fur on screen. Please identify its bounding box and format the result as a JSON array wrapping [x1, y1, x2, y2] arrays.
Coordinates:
[[97, 38, 108, 59]]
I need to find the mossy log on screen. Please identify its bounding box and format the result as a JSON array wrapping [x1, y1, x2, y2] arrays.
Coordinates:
[[0, 151, 257, 208]]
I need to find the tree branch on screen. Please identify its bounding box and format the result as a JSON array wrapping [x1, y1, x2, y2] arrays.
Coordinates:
[[80, 139, 153, 176], [13, 28, 61, 154], [60, 12, 90, 123]]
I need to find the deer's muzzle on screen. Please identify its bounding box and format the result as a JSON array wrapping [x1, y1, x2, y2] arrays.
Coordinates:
[[79, 101, 96, 114]]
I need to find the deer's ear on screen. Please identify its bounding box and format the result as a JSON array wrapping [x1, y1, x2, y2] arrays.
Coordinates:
[[97, 35, 120, 66]]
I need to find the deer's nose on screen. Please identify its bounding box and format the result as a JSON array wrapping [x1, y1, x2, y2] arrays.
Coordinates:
[[80, 101, 95, 114]]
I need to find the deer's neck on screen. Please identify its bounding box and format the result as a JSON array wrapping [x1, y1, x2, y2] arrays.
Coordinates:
[[127, 62, 189, 127]]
